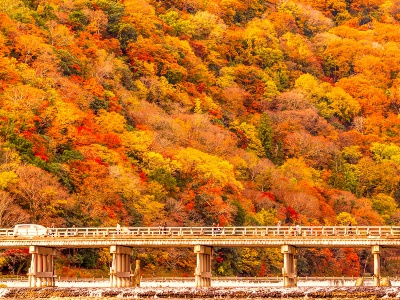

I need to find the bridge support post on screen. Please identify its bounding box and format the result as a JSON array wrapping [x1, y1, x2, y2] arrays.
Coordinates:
[[110, 246, 133, 287], [372, 245, 381, 286], [132, 259, 140, 287], [281, 245, 297, 287], [194, 245, 212, 287], [28, 246, 56, 287]]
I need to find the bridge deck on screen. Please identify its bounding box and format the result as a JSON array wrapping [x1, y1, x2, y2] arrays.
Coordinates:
[[0, 226, 399, 248]]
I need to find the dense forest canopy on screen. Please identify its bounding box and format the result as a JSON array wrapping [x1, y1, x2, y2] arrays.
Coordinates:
[[1, 0, 400, 277]]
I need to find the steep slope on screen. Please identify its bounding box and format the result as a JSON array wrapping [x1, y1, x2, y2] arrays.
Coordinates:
[[0, 0, 400, 276]]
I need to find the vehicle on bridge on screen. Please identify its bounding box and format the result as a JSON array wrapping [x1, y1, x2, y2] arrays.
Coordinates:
[[13, 224, 49, 237]]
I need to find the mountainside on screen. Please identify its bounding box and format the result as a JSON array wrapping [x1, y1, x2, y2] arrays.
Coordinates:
[[1, 0, 400, 277]]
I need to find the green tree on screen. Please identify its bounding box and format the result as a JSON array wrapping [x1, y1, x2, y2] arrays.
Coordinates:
[[371, 193, 397, 224], [94, 0, 124, 34], [330, 157, 360, 195], [117, 23, 137, 49], [258, 113, 274, 160]]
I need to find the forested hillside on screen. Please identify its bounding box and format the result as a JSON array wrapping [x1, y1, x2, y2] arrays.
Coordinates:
[[1, 0, 400, 277]]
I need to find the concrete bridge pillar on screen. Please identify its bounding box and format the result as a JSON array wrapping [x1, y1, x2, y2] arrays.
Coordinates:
[[110, 245, 133, 287], [194, 245, 212, 287], [132, 259, 141, 287], [28, 246, 56, 287], [372, 245, 381, 286], [281, 245, 297, 287]]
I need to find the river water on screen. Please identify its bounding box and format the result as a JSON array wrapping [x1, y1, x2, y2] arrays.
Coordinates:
[[1, 279, 400, 299]]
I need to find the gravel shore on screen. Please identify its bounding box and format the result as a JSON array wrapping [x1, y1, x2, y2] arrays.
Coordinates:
[[1, 286, 400, 299]]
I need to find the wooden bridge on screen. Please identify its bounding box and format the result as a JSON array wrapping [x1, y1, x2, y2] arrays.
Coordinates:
[[1, 225, 399, 288]]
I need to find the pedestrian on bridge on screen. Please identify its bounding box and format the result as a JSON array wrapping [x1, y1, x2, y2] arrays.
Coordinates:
[[289, 225, 294, 236], [216, 223, 221, 235], [308, 223, 313, 236], [348, 222, 353, 235], [68, 225, 76, 236], [49, 223, 55, 236], [116, 223, 121, 234], [212, 223, 216, 235], [277, 221, 281, 235], [296, 224, 301, 236], [163, 222, 167, 234]]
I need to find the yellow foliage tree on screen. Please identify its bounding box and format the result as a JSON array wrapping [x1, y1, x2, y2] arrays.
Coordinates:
[[325, 86, 360, 122], [109, 166, 142, 201], [336, 212, 357, 225], [237, 248, 261, 275], [133, 195, 165, 225], [120, 130, 153, 154], [371, 193, 397, 223], [279, 157, 321, 186], [175, 147, 242, 190], [122, 0, 160, 38], [2, 84, 47, 113], [95, 109, 127, 134], [141, 151, 181, 174], [0, 171, 18, 190], [230, 121, 265, 157], [295, 74, 360, 122]]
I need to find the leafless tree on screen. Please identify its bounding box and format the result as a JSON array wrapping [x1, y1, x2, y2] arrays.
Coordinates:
[[0, 191, 29, 227]]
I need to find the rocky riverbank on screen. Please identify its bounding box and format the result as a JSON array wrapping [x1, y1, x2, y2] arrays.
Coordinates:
[[1, 286, 400, 299]]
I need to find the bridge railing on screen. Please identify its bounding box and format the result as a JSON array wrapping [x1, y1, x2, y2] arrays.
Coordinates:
[[0, 226, 399, 238]]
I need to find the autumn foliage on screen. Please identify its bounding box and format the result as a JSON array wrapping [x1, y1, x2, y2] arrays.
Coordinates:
[[0, 0, 399, 277]]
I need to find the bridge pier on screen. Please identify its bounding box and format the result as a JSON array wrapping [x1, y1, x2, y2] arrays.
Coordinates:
[[28, 246, 56, 287], [372, 245, 381, 286], [194, 245, 212, 287], [281, 245, 297, 287], [132, 259, 141, 287], [110, 245, 133, 287]]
